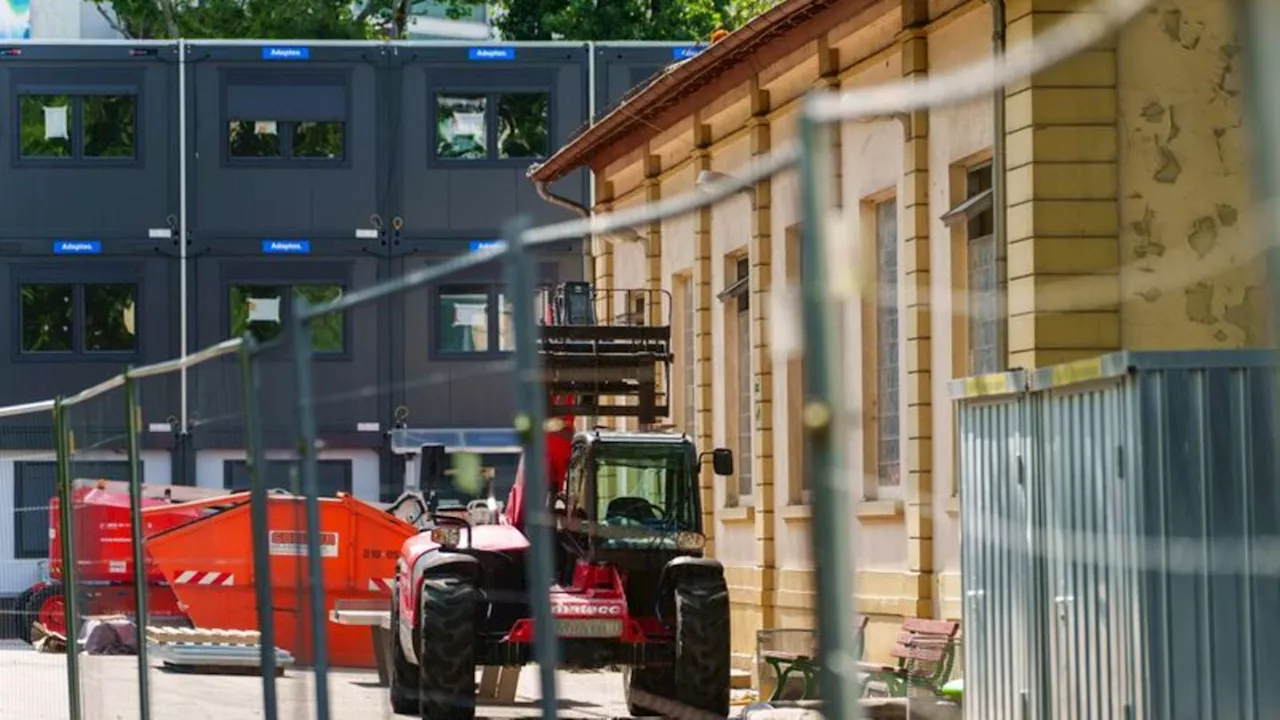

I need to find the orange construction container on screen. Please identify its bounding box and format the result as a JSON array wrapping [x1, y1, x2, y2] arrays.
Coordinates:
[[145, 493, 416, 668]]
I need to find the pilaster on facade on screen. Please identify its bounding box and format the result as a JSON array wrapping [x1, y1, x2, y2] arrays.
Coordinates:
[[746, 77, 777, 628], [643, 154, 665, 432], [1004, 0, 1121, 368], [691, 125, 717, 555], [900, 31, 934, 617]]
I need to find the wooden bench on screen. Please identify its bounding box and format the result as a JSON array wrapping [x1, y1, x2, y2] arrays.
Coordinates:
[[858, 618, 960, 697], [760, 615, 868, 701]]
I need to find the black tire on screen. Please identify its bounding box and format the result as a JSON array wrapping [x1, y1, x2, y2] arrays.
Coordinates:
[[388, 591, 418, 716], [417, 575, 476, 720], [624, 665, 677, 717], [673, 576, 731, 717], [10, 587, 35, 643], [25, 583, 65, 642]]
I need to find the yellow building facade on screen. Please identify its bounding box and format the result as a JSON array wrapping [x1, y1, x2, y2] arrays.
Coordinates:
[[530, 0, 1254, 677]]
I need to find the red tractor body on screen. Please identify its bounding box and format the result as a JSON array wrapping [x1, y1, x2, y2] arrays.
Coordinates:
[[388, 282, 736, 719]]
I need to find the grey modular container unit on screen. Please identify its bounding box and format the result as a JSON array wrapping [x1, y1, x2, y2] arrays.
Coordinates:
[[0, 39, 695, 479], [592, 42, 705, 121], [952, 350, 1280, 720]]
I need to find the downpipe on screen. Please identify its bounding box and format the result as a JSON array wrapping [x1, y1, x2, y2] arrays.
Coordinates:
[[988, 0, 1008, 368]]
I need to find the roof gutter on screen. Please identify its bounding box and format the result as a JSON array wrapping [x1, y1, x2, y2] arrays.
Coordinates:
[[531, 175, 595, 294]]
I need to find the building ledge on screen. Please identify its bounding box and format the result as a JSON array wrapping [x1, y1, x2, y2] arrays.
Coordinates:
[[721, 505, 755, 524], [856, 500, 904, 522], [780, 504, 811, 522]]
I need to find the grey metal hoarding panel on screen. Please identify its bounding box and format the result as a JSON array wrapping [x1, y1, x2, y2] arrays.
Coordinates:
[[1122, 356, 1280, 720], [0, 43, 179, 240], [1037, 375, 1137, 720], [185, 43, 385, 239], [388, 43, 589, 236], [954, 371, 1045, 720], [1030, 350, 1280, 720]]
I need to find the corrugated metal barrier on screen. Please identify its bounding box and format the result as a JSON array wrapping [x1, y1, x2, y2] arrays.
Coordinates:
[[953, 350, 1280, 720]]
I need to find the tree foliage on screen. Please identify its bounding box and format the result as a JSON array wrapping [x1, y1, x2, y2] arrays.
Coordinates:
[[94, 0, 399, 40], [97, 0, 782, 41]]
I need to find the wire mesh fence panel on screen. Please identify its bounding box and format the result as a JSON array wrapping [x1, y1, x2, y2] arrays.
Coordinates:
[[0, 408, 67, 720], [58, 380, 145, 720]]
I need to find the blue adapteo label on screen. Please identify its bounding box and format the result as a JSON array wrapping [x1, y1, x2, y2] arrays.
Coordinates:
[[468, 47, 515, 61], [262, 46, 310, 61], [261, 239, 311, 254], [672, 46, 703, 60], [53, 240, 102, 255]]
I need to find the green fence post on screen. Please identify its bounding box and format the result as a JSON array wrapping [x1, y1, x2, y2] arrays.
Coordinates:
[[239, 336, 279, 719], [503, 216, 562, 716], [797, 102, 861, 719], [123, 372, 152, 720], [291, 300, 332, 720], [53, 397, 83, 720]]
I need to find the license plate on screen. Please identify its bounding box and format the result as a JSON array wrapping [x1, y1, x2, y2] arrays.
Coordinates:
[[555, 618, 623, 638]]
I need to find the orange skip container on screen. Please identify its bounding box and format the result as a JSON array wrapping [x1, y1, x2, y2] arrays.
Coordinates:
[[145, 492, 416, 668]]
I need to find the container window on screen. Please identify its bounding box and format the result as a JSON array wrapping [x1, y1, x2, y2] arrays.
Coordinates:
[[228, 121, 282, 158], [497, 92, 549, 159], [83, 283, 138, 352], [20, 283, 74, 353], [435, 89, 551, 162], [82, 95, 137, 158], [436, 284, 492, 353], [18, 93, 137, 161], [20, 95, 72, 158], [229, 283, 345, 352], [292, 121, 344, 159], [19, 282, 138, 356], [436, 93, 488, 160]]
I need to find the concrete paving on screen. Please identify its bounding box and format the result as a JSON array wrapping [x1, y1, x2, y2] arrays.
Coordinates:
[[0, 640, 644, 720]]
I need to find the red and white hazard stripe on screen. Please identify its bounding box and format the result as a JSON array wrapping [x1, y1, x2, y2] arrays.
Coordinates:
[[173, 570, 235, 586], [367, 578, 395, 593]]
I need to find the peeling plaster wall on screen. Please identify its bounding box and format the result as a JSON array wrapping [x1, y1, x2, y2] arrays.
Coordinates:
[[1118, 0, 1264, 348]]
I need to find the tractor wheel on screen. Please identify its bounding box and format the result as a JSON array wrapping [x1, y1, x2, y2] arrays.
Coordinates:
[[388, 594, 418, 715], [623, 665, 677, 717], [27, 583, 67, 641], [417, 575, 476, 720], [10, 587, 36, 643], [673, 576, 731, 717]]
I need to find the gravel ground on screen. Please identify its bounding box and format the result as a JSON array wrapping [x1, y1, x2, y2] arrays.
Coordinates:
[[0, 640, 643, 720]]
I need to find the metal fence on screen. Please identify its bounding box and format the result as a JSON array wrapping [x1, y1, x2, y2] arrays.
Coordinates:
[[3, 0, 1280, 716]]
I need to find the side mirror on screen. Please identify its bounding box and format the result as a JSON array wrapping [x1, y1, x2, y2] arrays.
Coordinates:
[[711, 448, 734, 477], [418, 443, 447, 490]]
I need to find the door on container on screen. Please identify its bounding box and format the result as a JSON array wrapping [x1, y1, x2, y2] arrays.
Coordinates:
[[189, 246, 388, 453]]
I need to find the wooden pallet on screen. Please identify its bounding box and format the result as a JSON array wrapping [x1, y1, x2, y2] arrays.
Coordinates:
[[146, 626, 260, 647]]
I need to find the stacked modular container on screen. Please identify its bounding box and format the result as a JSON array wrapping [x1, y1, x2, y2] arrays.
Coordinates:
[[953, 351, 1280, 720], [0, 39, 701, 605]]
